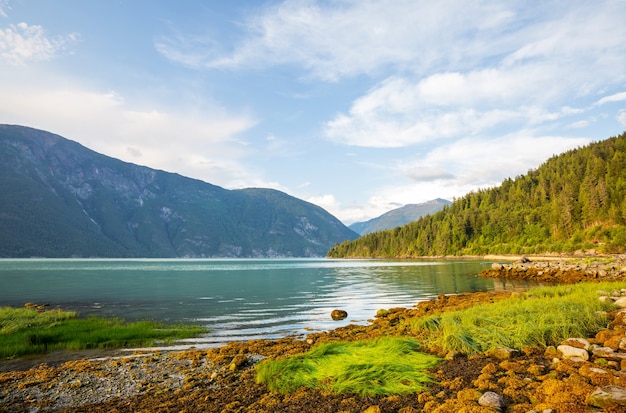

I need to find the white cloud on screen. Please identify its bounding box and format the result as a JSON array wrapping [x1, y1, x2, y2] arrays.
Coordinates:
[[0, 79, 260, 188], [324, 68, 568, 147], [0, 22, 78, 65], [322, 0, 626, 149], [597, 91, 626, 106], [156, 0, 516, 81], [569, 120, 589, 129], [306, 192, 401, 225], [618, 110, 626, 127]]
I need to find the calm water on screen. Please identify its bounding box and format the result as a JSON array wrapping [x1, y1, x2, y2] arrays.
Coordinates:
[[0, 258, 529, 348]]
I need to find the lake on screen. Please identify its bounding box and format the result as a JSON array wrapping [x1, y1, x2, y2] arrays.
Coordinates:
[[0, 258, 530, 348]]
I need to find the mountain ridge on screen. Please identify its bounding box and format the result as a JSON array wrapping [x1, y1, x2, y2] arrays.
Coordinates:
[[349, 199, 451, 235], [0, 124, 358, 258]]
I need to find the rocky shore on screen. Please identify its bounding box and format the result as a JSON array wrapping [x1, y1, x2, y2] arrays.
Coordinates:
[[480, 255, 626, 284], [2, 257, 626, 412]]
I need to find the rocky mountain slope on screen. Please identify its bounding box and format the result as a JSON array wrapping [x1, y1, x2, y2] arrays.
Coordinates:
[[349, 199, 451, 235], [0, 125, 358, 258]]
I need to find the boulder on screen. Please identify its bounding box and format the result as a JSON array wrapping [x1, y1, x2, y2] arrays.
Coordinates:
[[478, 391, 505, 410], [331, 309, 348, 320], [614, 297, 626, 308], [588, 385, 626, 408], [557, 344, 589, 361]]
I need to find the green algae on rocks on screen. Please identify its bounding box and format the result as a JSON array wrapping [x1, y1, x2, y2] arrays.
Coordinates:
[[255, 337, 440, 396]]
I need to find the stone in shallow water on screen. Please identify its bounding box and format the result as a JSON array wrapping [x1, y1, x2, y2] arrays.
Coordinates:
[[330, 309, 348, 320]]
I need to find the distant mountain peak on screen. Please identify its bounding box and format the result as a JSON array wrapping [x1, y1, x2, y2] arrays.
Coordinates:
[[349, 199, 451, 235]]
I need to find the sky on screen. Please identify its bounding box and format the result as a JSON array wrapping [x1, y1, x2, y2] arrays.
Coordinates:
[[1, 1, 625, 225]]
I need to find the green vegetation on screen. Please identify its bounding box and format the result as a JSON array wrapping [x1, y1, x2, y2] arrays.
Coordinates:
[[413, 282, 622, 354], [256, 337, 440, 396], [0, 307, 205, 358], [256, 282, 625, 396], [328, 131, 626, 257]]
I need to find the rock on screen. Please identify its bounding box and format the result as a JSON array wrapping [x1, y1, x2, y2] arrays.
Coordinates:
[[331, 309, 348, 320], [375, 309, 390, 318], [557, 344, 589, 360], [491, 263, 504, 270], [478, 391, 505, 410], [229, 354, 248, 371], [588, 385, 626, 408], [487, 346, 519, 360], [445, 351, 463, 361], [614, 297, 626, 308], [592, 346, 626, 361], [562, 338, 592, 350]]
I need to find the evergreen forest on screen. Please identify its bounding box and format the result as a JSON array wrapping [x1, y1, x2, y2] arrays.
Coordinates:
[[328, 132, 626, 258]]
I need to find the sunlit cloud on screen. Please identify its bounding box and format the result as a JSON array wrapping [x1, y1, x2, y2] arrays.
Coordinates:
[[597, 91, 626, 106], [0, 79, 260, 188], [155, 0, 516, 81], [0, 22, 78, 65]]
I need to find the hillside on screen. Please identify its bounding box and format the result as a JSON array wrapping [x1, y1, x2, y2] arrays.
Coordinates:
[[349, 199, 451, 235], [0, 125, 358, 258], [328, 132, 626, 258]]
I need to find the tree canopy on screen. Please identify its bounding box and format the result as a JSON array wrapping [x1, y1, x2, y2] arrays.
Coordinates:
[[328, 132, 626, 258]]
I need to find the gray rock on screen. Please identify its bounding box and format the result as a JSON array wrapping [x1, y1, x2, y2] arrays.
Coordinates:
[[614, 297, 626, 308], [491, 263, 504, 270], [478, 391, 505, 410], [588, 385, 626, 408], [557, 344, 589, 360]]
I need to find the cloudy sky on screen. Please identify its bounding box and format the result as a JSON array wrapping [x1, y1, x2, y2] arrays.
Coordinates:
[[1, 0, 625, 224]]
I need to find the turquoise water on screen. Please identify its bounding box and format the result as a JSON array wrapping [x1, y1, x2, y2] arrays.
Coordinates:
[[0, 258, 528, 347]]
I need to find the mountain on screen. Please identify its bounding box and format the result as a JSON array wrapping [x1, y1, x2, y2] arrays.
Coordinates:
[[349, 199, 451, 235], [0, 125, 358, 258], [328, 131, 626, 258]]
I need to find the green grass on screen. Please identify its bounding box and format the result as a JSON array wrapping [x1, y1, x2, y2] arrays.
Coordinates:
[[255, 337, 440, 396], [0, 307, 206, 358], [412, 282, 623, 354]]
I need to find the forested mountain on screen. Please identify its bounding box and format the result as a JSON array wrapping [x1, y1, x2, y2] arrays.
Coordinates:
[[0, 125, 358, 258], [328, 132, 626, 258], [349, 199, 451, 235]]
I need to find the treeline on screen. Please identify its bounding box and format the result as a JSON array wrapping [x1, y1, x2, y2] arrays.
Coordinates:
[[328, 132, 626, 258]]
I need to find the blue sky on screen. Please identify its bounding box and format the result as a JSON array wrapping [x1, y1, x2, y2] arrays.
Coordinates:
[[1, 0, 625, 224]]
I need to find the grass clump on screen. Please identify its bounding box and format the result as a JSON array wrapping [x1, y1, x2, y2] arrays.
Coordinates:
[[413, 282, 623, 354], [256, 337, 440, 396], [0, 306, 206, 358]]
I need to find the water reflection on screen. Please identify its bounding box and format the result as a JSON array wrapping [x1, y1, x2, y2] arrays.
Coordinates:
[[0, 258, 533, 346]]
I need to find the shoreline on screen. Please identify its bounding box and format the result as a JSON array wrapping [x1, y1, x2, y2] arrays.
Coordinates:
[[2, 258, 626, 412]]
